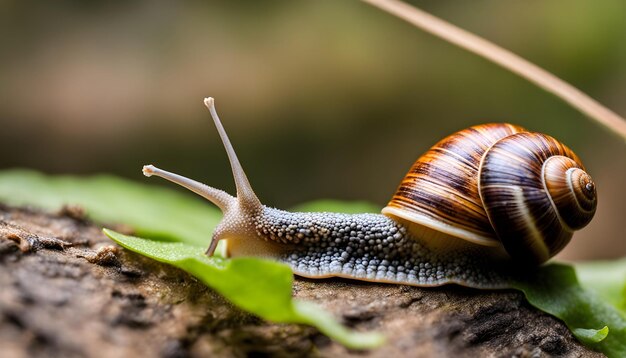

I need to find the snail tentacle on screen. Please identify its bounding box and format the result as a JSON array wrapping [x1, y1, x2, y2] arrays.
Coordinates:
[[143, 99, 265, 256], [204, 97, 262, 212], [142, 164, 235, 212]]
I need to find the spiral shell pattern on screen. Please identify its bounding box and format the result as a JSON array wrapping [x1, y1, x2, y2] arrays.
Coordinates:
[[543, 156, 597, 230], [479, 132, 597, 264], [383, 123, 526, 247], [384, 123, 597, 265]]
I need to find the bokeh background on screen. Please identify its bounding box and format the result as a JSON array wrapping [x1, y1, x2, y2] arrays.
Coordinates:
[[1, 0, 624, 260]]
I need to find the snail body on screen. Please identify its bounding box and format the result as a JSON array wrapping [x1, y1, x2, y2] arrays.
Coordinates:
[[143, 98, 597, 289]]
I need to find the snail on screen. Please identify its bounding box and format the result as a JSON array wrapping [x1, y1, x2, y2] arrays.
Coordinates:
[[142, 98, 597, 289]]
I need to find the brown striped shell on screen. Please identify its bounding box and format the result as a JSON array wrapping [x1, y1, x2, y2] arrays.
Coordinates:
[[382, 123, 597, 265]]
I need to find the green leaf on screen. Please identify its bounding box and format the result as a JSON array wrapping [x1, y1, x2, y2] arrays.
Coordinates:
[[573, 326, 609, 344], [575, 258, 626, 314], [104, 229, 384, 349], [512, 264, 626, 356], [0, 169, 220, 246]]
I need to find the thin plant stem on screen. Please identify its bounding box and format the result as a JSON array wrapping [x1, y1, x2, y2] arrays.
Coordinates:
[[361, 0, 626, 140]]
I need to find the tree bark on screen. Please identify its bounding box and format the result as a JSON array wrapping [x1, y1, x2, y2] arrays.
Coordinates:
[[0, 204, 601, 357]]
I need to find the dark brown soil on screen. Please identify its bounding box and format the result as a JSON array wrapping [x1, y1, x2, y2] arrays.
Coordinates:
[[0, 204, 602, 357]]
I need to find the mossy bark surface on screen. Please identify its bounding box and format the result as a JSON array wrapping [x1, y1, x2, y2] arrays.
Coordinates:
[[0, 204, 602, 357]]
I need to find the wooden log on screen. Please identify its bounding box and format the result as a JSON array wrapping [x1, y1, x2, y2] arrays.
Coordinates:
[[0, 205, 601, 357]]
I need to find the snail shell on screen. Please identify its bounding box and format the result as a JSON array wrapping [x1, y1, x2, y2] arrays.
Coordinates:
[[143, 98, 598, 288], [383, 123, 597, 264]]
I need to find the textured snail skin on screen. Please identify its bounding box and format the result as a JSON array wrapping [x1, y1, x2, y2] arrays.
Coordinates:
[[144, 99, 597, 289], [248, 207, 512, 288]]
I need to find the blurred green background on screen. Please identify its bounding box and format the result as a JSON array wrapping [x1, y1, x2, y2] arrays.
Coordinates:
[[1, 0, 624, 260]]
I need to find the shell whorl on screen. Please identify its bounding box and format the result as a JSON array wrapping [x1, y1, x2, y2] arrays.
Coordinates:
[[479, 133, 597, 264], [383, 123, 597, 265], [382, 123, 526, 248], [543, 156, 597, 230]]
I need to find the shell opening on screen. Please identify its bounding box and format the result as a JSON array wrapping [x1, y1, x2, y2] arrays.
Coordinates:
[[381, 206, 501, 250]]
